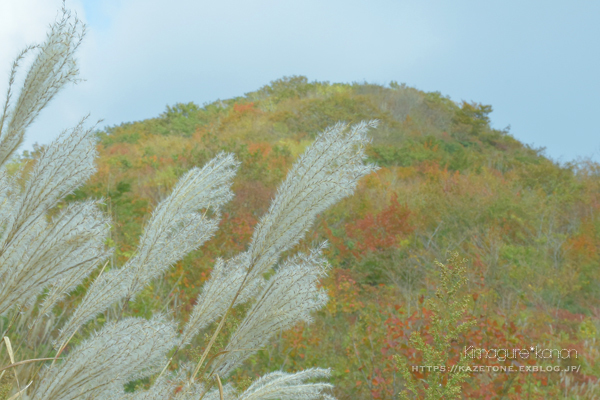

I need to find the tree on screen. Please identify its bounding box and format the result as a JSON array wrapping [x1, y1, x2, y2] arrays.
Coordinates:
[[0, 5, 378, 400]]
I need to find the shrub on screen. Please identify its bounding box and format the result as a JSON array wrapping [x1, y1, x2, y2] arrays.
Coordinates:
[[394, 253, 475, 399]]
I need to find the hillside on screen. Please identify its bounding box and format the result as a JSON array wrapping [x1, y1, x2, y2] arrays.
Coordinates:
[[34, 76, 600, 399]]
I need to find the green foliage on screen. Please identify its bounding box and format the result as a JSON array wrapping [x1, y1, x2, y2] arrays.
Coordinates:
[[252, 75, 317, 102], [394, 253, 475, 399], [452, 101, 492, 136], [157, 102, 206, 136]]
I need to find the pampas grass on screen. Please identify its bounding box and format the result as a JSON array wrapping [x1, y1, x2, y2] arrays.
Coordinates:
[[0, 4, 378, 400]]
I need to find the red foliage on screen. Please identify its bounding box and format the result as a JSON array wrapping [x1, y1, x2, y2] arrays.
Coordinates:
[[214, 211, 257, 252], [345, 193, 414, 258]]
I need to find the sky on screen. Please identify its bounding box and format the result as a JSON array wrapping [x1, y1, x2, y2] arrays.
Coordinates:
[[0, 0, 598, 164]]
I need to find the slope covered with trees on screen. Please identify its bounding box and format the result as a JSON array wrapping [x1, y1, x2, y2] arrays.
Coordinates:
[[18, 76, 600, 399]]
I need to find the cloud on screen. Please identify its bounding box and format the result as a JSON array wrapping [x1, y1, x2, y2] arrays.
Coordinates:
[[0, 1, 63, 61]]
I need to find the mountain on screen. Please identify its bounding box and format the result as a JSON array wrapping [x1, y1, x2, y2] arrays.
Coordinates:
[[35, 76, 599, 399]]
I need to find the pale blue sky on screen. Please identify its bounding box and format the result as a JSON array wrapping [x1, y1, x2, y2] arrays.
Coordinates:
[[1, 0, 598, 163]]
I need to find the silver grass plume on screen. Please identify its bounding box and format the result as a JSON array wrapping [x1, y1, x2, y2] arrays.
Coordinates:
[[184, 121, 377, 375], [0, 5, 84, 166], [31, 316, 177, 400], [158, 364, 207, 400], [202, 384, 237, 400], [102, 371, 180, 400], [57, 153, 238, 346], [173, 374, 236, 400], [210, 244, 330, 378], [105, 363, 235, 400], [0, 169, 20, 240], [0, 122, 104, 315], [246, 120, 378, 280], [0, 119, 98, 253], [0, 199, 111, 314], [36, 205, 112, 317], [180, 253, 263, 347], [125, 152, 239, 297], [236, 368, 335, 400]]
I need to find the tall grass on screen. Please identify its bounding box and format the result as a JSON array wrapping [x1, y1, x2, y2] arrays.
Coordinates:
[[0, 5, 378, 400]]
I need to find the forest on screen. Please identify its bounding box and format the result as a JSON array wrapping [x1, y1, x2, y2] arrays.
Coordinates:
[[10, 75, 598, 398]]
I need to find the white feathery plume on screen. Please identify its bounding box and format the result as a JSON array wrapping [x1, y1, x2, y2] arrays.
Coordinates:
[[180, 253, 263, 347], [0, 46, 33, 165], [171, 378, 235, 400], [203, 383, 237, 400], [126, 152, 239, 297], [0, 5, 84, 166], [210, 244, 330, 377], [0, 200, 110, 314], [165, 364, 206, 400], [102, 364, 187, 400], [236, 368, 335, 400], [0, 119, 98, 252], [54, 267, 131, 348], [57, 153, 238, 346], [104, 363, 236, 400], [179, 122, 378, 387], [0, 168, 20, 243], [36, 206, 112, 317], [108, 375, 179, 400], [31, 316, 177, 400], [246, 120, 378, 280]]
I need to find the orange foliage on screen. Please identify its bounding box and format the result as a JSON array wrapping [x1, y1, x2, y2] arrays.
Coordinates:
[[107, 143, 132, 156], [567, 223, 598, 261], [248, 142, 272, 159], [323, 269, 364, 315], [233, 102, 257, 114]]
